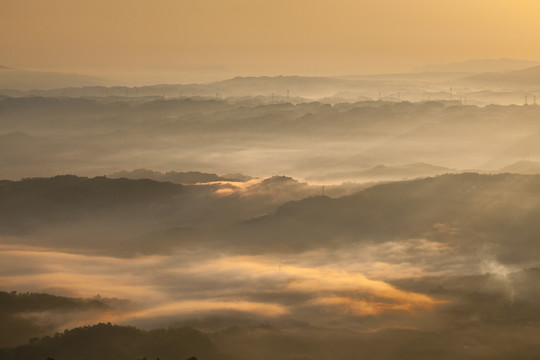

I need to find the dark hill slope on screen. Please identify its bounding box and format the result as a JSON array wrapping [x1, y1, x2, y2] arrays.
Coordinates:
[[0, 175, 182, 233], [228, 173, 540, 262]]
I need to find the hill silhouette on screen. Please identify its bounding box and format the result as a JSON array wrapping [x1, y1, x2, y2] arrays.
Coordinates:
[[497, 160, 540, 174], [310, 162, 455, 182], [0, 67, 110, 90], [0, 175, 182, 233], [465, 65, 540, 86], [108, 169, 249, 184], [416, 58, 540, 73], [0, 323, 222, 360]]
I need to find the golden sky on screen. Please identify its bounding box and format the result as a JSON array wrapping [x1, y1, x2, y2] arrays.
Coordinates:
[[2, 0, 540, 82]]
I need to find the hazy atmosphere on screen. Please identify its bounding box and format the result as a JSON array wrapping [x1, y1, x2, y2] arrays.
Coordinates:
[[2, 1, 540, 359], [4, 0, 540, 82]]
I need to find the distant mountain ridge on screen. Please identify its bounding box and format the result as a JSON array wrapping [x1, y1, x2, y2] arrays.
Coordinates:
[[108, 169, 250, 184], [310, 160, 540, 183], [497, 160, 540, 174], [0, 67, 112, 90], [310, 162, 456, 183], [464, 65, 540, 86], [416, 58, 540, 73]]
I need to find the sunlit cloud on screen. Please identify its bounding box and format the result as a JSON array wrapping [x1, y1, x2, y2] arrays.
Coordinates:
[[199, 179, 264, 197], [312, 296, 414, 316], [120, 300, 288, 320]]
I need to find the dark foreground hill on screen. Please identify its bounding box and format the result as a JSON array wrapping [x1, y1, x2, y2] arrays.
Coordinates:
[[0, 323, 222, 360]]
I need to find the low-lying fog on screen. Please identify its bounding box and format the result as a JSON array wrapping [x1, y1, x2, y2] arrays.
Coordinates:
[[2, 78, 540, 359], [2, 84, 540, 182]]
